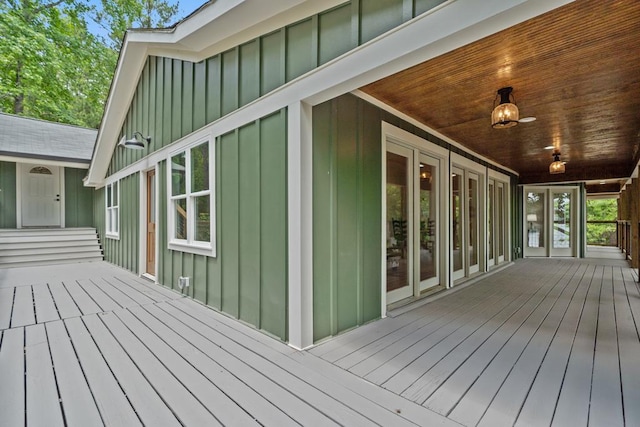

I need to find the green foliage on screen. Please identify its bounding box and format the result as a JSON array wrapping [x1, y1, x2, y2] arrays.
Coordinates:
[[0, 0, 117, 128], [586, 198, 618, 246], [93, 0, 179, 49]]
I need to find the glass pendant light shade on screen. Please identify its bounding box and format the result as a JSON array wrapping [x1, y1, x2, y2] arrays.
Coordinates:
[[549, 152, 565, 174], [491, 87, 520, 128]]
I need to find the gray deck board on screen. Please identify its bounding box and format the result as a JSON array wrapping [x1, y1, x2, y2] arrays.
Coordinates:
[[25, 324, 64, 427], [112, 308, 259, 426], [49, 281, 82, 319], [128, 304, 297, 427], [45, 320, 103, 427], [0, 327, 25, 427], [2, 258, 639, 427], [32, 284, 60, 323], [64, 316, 141, 426], [82, 313, 191, 426], [12, 285, 35, 327], [0, 287, 14, 329]]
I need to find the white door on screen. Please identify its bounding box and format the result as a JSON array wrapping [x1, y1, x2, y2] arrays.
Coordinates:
[[22, 164, 61, 227]]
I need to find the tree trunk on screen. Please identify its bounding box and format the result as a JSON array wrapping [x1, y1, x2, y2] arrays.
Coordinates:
[[14, 59, 24, 114]]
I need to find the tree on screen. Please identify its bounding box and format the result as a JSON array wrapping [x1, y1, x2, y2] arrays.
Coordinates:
[[93, 0, 179, 49], [0, 0, 117, 128]]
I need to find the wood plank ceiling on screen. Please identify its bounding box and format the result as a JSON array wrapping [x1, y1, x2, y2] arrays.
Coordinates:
[[362, 0, 640, 190]]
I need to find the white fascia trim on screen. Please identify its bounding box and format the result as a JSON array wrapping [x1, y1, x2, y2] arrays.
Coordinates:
[[89, 0, 571, 187], [451, 152, 487, 175], [85, 0, 343, 187], [0, 155, 89, 170], [488, 168, 512, 183]]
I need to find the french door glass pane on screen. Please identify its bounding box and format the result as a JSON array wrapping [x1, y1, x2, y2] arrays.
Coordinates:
[[452, 173, 463, 272], [553, 192, 571, 248], [419, 162, 436, 282], [497, 184, 504, 257], [386, 152, 410, 292], [468, 177, 478, 268], [488, 182, 494, 260], [526, 192, 545, 248]]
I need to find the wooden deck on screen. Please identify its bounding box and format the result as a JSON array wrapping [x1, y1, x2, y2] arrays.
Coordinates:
[[311, 257, 640, 427], [0, 261, 454, 427]]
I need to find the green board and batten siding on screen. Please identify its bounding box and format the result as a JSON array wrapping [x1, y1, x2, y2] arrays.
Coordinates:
[[155, 111, 288, 340], [312, 93, 518, 341], [64, 168, 94, 227], [108, 0, 447, 174], [0, 161, 17, 228]]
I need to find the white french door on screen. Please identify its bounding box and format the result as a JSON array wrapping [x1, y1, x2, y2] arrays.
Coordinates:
[[524, 186, 578, 257], [385, 141, 441, 305], [488, 179, 507, 267]]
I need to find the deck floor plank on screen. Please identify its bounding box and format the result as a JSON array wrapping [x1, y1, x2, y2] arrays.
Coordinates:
[[549, 265, 602, 427], [89, 277, 140, 308], [164, 299, 398, 427], [476, 262, 584, 426], [25, 324, 64, 427], [45, 320, 103, 427], [514, 264, 591, 427], [0, 287, 14, 329], [588, 266, 624, 427], [64, 317, 141, 426], [32, 284, 60, 324], [63, 280, 102, 315], [113, 275, 182, 301], [80, 314, 181, 427], [48, 281, 82, 319], [0, 327, 25, 427], [100, 276, 156, 306], [129, 304, 299, 427], [12, 285, 35, 327], [76, 278, 122, 312], [424, 262, 579, 416], [96, 311, 222, 426], [112, 308, 260, 426], [617, 266, 640, 426]]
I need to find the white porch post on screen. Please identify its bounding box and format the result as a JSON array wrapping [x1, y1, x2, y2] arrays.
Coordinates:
[[287, 101, 314, 350]]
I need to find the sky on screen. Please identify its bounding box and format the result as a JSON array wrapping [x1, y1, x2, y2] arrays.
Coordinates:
[[85, 0, 208, 39]]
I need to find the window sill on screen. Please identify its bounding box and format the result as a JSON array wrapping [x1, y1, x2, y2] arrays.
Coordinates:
[[168, 240, 216, 257], [105, 233, 120, 240]]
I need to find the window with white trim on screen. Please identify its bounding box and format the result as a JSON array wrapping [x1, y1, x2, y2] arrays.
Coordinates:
[[168, 139, 215, 256], [105, 181, 119, 239]]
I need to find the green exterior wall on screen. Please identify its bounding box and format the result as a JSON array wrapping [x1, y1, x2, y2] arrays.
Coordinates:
[[64, 167, 94, 227], [107, 0, 447, 175], [0, 161, 17, 228], [312, 93, 518, 342], [94, 173, 140, 273], [155, 110, 288, 340]]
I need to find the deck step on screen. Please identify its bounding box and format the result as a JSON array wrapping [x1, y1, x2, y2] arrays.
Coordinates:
[[0, 228, 103, 269]]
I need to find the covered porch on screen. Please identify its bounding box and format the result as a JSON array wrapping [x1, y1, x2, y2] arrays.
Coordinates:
[[1, 256, 638, 426]]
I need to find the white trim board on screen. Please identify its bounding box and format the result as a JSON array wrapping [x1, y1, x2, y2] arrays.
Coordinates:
[[0, 155, 89, 170], [87, 0, 571, 186]]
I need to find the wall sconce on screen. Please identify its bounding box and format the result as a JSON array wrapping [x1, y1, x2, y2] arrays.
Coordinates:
[[120, 131, 151, 150]]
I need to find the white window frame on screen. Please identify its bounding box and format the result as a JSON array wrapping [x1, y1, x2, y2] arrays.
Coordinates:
[[105, 180, 120, 239], [167, 137, 216, 257]]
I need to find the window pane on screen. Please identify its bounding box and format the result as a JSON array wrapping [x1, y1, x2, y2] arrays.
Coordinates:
[[171, 152, 186, 196], [527, 192, 545, 248], [107, 185, 112, 208], [194, 195, 211, 242], [419, 161, 436, 282], [175, 199, 187, 240], [386, 152, 410, 293], [112, 208, 119, 234], [468, 177, 478, 268], [112, 182, 118, 206], [553, 192, 571, 248], [452, 172, 463, 272], [191, 142, 209, 193]]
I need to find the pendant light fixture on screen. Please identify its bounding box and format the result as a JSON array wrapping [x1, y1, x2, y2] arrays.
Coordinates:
[[491, 87, 519, 128], [549, 150, 566, 174]]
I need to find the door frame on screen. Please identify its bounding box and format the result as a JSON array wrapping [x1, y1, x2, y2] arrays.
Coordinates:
[[381, 122, 449, 314], [139, 165, 159, 281], [16, 163, 65, 228]]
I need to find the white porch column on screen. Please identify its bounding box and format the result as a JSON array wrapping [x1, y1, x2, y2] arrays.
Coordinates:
[[287, 100, 314, 350]]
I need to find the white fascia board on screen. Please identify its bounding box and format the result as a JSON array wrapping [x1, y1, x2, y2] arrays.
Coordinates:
[[0, 155, 89, 169], [85, 0, 343, 187]]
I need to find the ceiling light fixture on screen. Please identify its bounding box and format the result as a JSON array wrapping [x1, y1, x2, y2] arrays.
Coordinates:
[[549, 150, 566, 174], [491, 87, 519, 128]]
